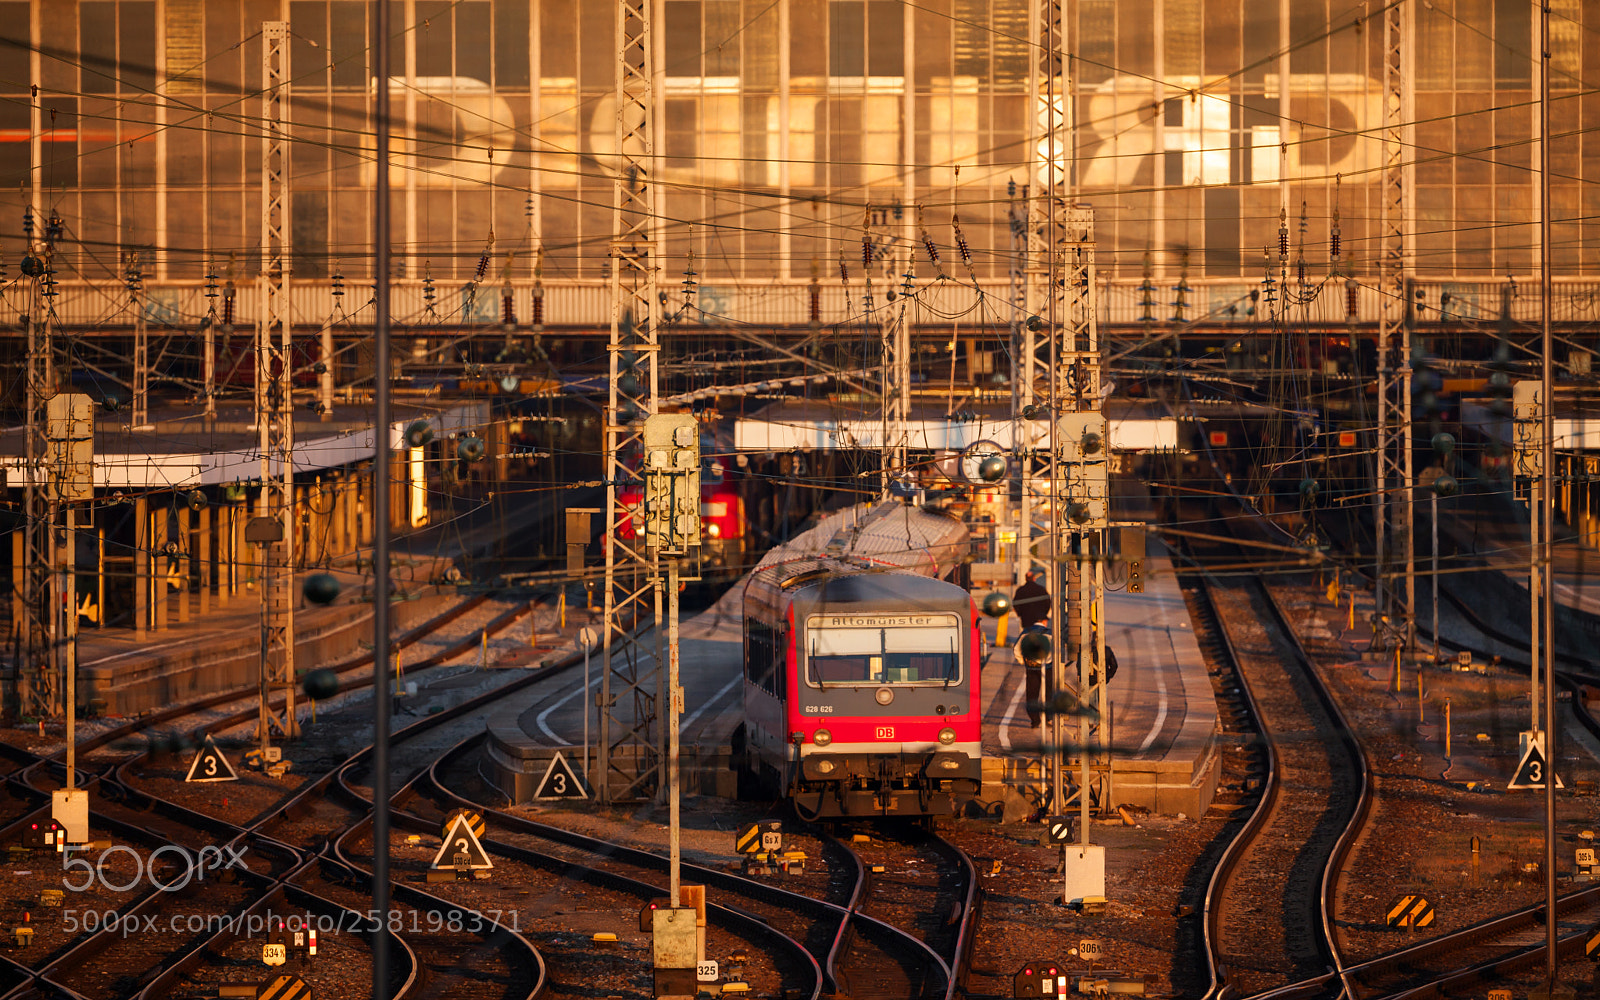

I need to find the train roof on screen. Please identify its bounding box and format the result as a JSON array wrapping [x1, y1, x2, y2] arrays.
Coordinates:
[[786, 570, 972, 618], [752, 500, 968, 576]]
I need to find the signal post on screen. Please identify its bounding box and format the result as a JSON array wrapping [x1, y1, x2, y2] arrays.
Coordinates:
[[641, 412, 702, 999]]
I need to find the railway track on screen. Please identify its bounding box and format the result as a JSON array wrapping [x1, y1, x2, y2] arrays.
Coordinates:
[[0, 593, 554, 1000], [1187, 480, 1600, 997], [1174, 507, 1372, 1000], [825, 825, 979, 1000]]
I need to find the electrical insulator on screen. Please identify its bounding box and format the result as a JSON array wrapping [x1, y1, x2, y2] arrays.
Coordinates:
[[223, 282, 236, 326], [1345, 278, 1358, 318], [531, 287, 544, 327], [501, 290, 515, 326], [952, 215, 972, 267], [1297, 254, 1307, 286], [204, 267, 219, 299], [423, 266, 436, 307], [332, 270, 345, 299], [1330, 226, 1341, 261], [861, 235, 872, 270], [808, 283, 821, 324], [22, 205, 33, 238], [839, 249, 849, 285], [921, 228, 941, 269], [1171, 279, 1190, 323], [474, 251, 490, 282], [46, 212, 63, 243], [1277, 208, 1288, 261]]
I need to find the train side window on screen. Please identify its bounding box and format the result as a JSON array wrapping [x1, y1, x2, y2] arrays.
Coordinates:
[[746, 618, 777, 694], [774, 627, 787, 694]]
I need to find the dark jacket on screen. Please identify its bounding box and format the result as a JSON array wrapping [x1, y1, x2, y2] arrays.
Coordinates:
[[1013, 580, 1050, 628]]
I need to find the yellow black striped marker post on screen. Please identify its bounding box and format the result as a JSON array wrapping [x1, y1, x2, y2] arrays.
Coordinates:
[[1585, 922, 1600, 960], [1384, 894, 1435, 929], [442, 808, 485, 841], [735, 823, 761, 854], [259, 974, 312, 1000]]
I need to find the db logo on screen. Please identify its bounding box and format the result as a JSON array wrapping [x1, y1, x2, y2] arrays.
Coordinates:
[[875, 726, 895, 740]]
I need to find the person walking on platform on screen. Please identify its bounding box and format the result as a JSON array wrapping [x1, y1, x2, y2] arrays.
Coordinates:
[[1012, 572, 1051, 727]]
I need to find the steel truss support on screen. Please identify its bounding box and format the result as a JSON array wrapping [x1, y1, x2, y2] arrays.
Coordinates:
[[1375, 0, 1415, 643], [256, 20, 297, 743], [1053, 209, 1110, 830], [598, 0, 662, 804], [18, 244, 59, 720], [15, 9, 60, 720], [1019, 0, 1065, 598]]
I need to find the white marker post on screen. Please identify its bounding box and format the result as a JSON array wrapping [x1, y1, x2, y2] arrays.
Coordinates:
[[579, 625, 598, 787]]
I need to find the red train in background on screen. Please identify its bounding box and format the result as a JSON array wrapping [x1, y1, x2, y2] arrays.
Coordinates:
[[616, 457, 749, 585], [739, 501, 982, 819]]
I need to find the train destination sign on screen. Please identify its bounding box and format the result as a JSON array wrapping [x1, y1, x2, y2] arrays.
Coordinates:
[[812, 614, 944, 628]]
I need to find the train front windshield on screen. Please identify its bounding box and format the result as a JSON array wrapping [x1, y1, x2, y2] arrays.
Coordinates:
[[806, 614, 961, 686]]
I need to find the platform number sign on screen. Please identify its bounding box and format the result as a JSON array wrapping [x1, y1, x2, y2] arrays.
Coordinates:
[[185, 735, 239, 783], [262, 942, 287, 966], [1507, 733, 1563, 790], [696, 960, 719, 983], [534, 752, 586, 800], [430, 813, 493, 870]]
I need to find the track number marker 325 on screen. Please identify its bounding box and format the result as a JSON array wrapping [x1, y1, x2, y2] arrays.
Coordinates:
[[696, 961, 718, 982]]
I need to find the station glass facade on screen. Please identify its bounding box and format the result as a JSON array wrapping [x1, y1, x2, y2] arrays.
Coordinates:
[[1, 0, 1597, 286]]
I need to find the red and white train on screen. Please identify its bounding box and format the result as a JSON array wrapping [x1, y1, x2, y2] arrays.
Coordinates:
[[740, 502, 982, 818]]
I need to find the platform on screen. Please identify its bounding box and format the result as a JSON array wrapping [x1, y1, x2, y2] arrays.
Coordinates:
[[0, 399, 491, 487], [977, 536, 1220, 818]]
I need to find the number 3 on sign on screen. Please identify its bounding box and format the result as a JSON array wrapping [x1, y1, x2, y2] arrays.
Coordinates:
[[696, 960, 718, 982], [262, 943, 287, 966]]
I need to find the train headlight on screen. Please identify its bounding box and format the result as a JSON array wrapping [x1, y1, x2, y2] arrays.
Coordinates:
[[816, 759, 836, 774], [812, 729, 832, 747], [938, 727, 957, 745], [874, 687, 894, 706], [707, 522, 721, 538]]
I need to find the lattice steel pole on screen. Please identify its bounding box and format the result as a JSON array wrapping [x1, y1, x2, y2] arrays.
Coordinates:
[[1019, 0, 1063, 623], [256, 20, 297, 744], [598, 0, 662, 804], [128, 252, 149, 429], [1375, 0, 1415, 646], [13, 1, 58, 721], [19, 238, 59, 720]]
